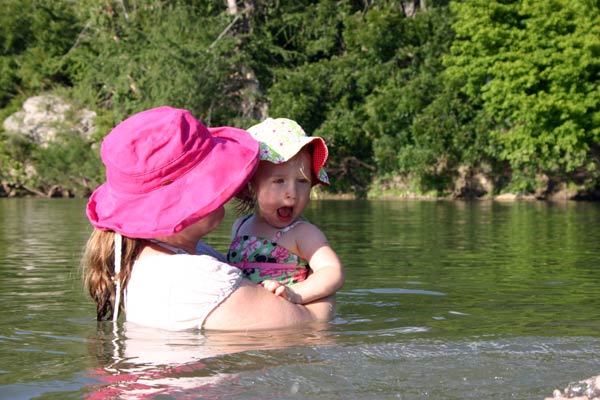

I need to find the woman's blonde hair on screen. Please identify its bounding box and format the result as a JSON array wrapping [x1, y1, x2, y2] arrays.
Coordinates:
[[81, 230, 145, 321]]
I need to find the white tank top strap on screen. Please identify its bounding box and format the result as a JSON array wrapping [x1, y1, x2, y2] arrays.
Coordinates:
[[148, 239, 189, 255]]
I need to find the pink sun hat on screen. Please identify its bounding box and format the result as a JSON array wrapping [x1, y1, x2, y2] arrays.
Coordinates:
[[86, 106, 259, 238], [247, 118, 329, 186]]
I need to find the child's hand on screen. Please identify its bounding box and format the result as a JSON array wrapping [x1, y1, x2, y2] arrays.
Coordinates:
[[261, 279, 283, 294], [261, 280, 302, 304]]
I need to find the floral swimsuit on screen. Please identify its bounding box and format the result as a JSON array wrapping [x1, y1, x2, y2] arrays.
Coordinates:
[[227, 216, 309, 285]]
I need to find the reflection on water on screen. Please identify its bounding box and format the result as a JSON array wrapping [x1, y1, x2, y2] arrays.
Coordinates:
[[85, 322, 335, 399], [0, 198, 599, 399]]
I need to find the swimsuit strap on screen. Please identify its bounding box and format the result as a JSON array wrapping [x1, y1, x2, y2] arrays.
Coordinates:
[[233, 214, 254, 237], [234, 214, 304, 242], [148, 239, 189, 255], [273, 220, 304, 241]]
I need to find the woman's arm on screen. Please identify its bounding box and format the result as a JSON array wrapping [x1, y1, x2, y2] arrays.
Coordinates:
[[203, 279, 334, 331]]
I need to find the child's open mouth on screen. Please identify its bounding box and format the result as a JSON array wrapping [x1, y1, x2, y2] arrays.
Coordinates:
[[277, 207, 293, 221]]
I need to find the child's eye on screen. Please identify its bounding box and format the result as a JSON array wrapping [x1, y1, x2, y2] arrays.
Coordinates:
[[273, 178, 285, 184], [298, 178, 310, 184]]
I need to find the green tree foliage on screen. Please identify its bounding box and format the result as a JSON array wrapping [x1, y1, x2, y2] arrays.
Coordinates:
[[0, 0, 599, 198], [0, 0, 80, 106], [66, 0, 246, 125], [445, 0, 600, 192], [0, 131, 39, 196], [360, 6, 459, 193], [33, 132, 102, 197], [265, 1, 453, 194]]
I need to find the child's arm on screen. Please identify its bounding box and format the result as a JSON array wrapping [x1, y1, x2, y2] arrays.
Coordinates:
[[264, 222, 344, 304]]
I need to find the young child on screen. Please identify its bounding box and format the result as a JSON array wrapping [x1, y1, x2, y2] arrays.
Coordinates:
[[227, 118, 345, 305]]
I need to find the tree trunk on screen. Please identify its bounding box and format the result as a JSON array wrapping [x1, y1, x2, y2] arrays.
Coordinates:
[[225, 0, 267, 121], [226, 0, 237, 15]]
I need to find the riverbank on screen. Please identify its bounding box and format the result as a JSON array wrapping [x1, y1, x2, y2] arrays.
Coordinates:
[[1, 190, 590, 201], [312, 190, 590, 202]]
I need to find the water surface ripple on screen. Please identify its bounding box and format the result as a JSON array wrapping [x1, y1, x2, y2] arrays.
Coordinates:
[[0, 198, 599, 399]]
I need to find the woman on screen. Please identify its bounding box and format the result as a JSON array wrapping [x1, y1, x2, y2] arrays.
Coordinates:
[[82, 106, 333, 331]]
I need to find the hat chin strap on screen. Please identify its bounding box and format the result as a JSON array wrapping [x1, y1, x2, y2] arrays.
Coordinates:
[[113, 233, 122, 322]]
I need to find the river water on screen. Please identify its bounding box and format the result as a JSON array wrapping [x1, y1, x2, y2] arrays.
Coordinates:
[[0, 198, 599, 399]]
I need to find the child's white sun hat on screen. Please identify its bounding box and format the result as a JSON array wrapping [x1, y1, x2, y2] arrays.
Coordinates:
[[247, 118, 329, 186]]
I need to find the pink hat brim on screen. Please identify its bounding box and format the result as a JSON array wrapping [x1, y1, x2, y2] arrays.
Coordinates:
[[86, 126, 258, 238], [305, 137, 329, 186]]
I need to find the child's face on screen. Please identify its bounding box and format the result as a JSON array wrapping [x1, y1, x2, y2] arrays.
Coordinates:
[[252, 150, 312, 229]]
